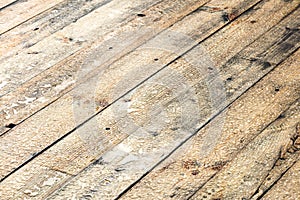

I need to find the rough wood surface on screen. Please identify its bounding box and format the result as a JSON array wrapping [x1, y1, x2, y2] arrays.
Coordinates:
[[261, 158, 300, 200], [1, 0, 299, 199], [0, 0, 209, 135], [0, 0, 65, 34], [0, 0, 223, 182], [0, 0, 112, 60], [51, 46, 300, 200], [0, 0, 17, 9], [45, 1, 300, 199], [0, 0, 161, 97]]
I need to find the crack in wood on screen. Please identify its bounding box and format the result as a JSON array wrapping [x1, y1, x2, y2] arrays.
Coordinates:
[[251, 122, 300, 200]]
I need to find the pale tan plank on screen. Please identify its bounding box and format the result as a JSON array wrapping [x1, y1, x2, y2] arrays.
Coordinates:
[[0, 0, 162, 97], [44, 3, 300, 199], [1, 0, 299, 199], [0, 0, 65, 34], [0, 0, 207, 134], [261, 159, 300, 200], [189, 102, 300, 199], [0, 0, 273, 180], [0, 0, 112, 60], [52, 47, 300, 200], [0, 164, 71, 199], [0, 0, 16, 9], [0, 0, 213, 181], [250, 124, 300, 199]]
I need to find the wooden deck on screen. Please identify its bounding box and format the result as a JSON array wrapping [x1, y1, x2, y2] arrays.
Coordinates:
[[0, 0, 300, 199]]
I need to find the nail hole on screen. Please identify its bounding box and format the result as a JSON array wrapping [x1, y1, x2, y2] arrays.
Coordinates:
[[277, 114, 285, 119], [105, 127, 110, 130], [222, 13, 230, 22], [5, 123, 16, 128], [226, 77, 232, 81], [275, 88, 280, 92], [137, 13, 146, 17], [108, 47, 113, 50], [208, 67, 213, 70], [33, 27, 39, 31], [262, 61, 272, 70], [68, 38, 73, 42], [154, 58, 159, 61], [250, 20, 257, 24]]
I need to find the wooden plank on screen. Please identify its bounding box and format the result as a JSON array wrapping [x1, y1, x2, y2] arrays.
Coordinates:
[[0, 1, 298, 199], [0, 0, 162, 97], [251, 124, 300, 199], [0, 0, 274, 179], [0, 0, 65, 34], [0, 0, 250, 135], [260, 159, 300, 200], [49, 47, 300, 200], [189, 104, 300, 199], [0, 0, 17, 10], [0, 0, 216, 181], [0, 0, 211, 135], [0, 0, 113, 60]]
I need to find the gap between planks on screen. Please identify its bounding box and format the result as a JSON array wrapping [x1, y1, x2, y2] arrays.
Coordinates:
[[0, 0, 298, 199]]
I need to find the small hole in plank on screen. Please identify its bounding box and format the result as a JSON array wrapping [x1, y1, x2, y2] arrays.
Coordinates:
[[137, 13, 146, 17], [105, 127, 110, 130], [6, 123, 16, 128], [226, 77, 232, 81], [275, 88, 280, 92], [154, 58, 159, 61], [33, 27, 39, 31], [109, 47, 113, 50]]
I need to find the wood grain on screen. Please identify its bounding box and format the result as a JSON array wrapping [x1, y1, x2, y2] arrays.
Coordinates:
[[261, 159, 300, 200], [0, 0, 161, 97], [0, 0, 17, 9], [53, 46, 300, 200], [0, 0, 113, 60], [1, 0, 278, 182], [1, 0, 299, 199], [0, 0, 211, 135], [0, 0, 65, 34]]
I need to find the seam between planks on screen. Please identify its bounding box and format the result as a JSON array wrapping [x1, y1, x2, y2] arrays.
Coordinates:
[[0, 0, 211, 135], [188, 96, 300, 199], [0, 1, 68, 36], [1, 0, 265, 137], [0, 0, 115, 61], [117, 45, 300, 199], [254, 158, 299, 200], [0, 0, 275, 183], [0, 0, 19, 11], [0, 0, 165, 95]]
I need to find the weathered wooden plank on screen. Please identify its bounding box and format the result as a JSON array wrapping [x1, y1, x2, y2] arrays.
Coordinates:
[[0, 0, 211, 135], [0, 164, 71, 198], [15, 2, 300, 199], [0, 0, 17, 10], [260, 158, 300, 200], [0, 0, 215, 181], [1, 0, 299, 199], [250, 124, 300, 199], [0, 0, 113, 60], [189, 103, 300, 200], [0, 0, 65, 34], [1, 0, 278, 180], [49, 47, 300, 200], [0, 0, 162, 97]]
